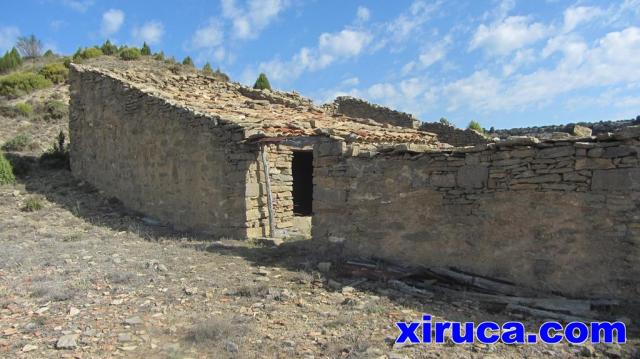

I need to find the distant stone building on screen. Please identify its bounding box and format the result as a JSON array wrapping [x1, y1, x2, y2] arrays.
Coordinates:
[[70, 58, 640, 301]]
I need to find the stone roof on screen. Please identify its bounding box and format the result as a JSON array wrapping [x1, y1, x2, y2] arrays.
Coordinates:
[[72, 58, 439, 146]]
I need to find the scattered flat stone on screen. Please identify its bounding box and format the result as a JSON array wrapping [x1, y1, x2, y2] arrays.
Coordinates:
[[56, 334, 78, 350], [183, 287, 198, 296], [69, 307, 80, 316], [118, 333, 133, 342], [224, 341, 239, 353], [124, 316, 143, 326], [22, 344, 38, 352], [317, 262, 331, 272], [327, 279, 342, 290]]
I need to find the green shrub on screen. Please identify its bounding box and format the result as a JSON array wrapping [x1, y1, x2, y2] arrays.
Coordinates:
[[38, 63, 69, 84], [2, 133, 31, 151], [40, 131, 69, 169], [23, 197, 44, 212], [467, 120, 483, 133], [43, 100, 68, 121], [0, 48, 22, 74], [101, 40, 118, 55], [0, 152, 15, 185], [141, 42, 151, 56], [153, 51, 165, 61], [73, 47, 103, 61], [43, 49, 55, 57], [62, 57, 72, 68], [202, 62, 214, 76], [182, 56, 194, 66], [120, 48, 141, 61], [0, 72, 52, 98], [253, 73, 271, 90], [14, 102, 33, 116]]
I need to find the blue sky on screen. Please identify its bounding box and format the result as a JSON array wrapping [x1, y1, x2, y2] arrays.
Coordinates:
[[1, 0, 639, 129]]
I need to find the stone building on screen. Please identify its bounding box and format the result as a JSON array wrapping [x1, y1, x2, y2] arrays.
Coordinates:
[[69, 58, 439, 240], [70, 58, 640, 300]]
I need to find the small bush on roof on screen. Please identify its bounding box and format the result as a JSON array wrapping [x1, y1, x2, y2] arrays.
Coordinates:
[[253, 73, 271, 90]]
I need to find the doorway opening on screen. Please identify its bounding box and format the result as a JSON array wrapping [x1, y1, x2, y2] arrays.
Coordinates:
[[292, 151, 313, 216]]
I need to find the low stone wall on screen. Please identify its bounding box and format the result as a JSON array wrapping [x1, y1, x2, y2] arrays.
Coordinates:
[[69, 66, 252, 238], [329, 96, 420, 129], [419, 122, 489, 146], [312, 129, 640, 300]]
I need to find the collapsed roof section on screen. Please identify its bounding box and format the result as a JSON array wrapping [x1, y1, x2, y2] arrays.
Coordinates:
[[72, 58, 440, 146]]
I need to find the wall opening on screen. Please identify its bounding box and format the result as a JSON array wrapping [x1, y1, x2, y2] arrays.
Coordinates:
[[292, 151, 313, 216]]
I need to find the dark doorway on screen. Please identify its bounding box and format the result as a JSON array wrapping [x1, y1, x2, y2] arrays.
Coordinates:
[[292, 151, 313, 216]]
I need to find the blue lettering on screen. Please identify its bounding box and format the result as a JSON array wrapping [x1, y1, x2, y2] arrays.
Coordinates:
[[395, 322, 421, 344], [476, 321, 500, 344], [502, 322, 526, 344], [540, 321, 563, 344], [435, 322, 451, 343], [451, 322, 475, 344], [591, 322, 626, 344]]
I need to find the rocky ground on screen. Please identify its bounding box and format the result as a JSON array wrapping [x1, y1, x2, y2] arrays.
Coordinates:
[[0, 163, 638, 359], [1, 76, 638, 359]]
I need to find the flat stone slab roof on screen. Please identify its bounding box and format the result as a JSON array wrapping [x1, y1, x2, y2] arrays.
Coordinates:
[[72, 58, 440, 146]]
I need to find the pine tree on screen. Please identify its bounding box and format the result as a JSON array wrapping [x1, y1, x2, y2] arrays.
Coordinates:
[[253, 73, 271, 90], [202, 62, 214, 76], [0, 48, 22, 73], [101, 40, 118, 55], [182, 56, 194, 66], [141, 42, 151, 56]]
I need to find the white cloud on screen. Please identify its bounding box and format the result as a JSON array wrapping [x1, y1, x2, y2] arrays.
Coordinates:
[[562, 6, 603, 33], [470, 15, 551, 56], [132, 21, 164, 45], [0, 26, 19, 53], [502, 48, 536, 76], [192, 20, 224, 49], [101, 9, 125, 37], [222, 0, 289, 40], [448, 26, 640, 112], [356, 6, 371, 22], [62, 0, 94, 13], [257, 29, 372, 82], [341, 77, 360, 87], [385, 1, 440, 44]]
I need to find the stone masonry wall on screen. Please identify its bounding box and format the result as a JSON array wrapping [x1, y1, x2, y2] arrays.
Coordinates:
[[312, 129, 640, 300], [69, 66, 252, 238], [244, 144, 297, 238], [330, 96, 420, 129], [419, 122, 489, 147]]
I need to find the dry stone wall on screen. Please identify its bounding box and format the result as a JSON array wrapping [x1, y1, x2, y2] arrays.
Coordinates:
[[329, 96, 420, 129], [69, 66, 252, 238], [419, 122, 489, 147], [312, 129, 640, 300]]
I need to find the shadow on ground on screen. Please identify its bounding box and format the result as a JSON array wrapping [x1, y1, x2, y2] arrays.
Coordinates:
[[10, 155, 640, 339]]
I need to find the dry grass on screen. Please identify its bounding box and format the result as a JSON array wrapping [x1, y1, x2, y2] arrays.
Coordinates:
[[186, 316, 248, 346], [30, 282, 74, 302]]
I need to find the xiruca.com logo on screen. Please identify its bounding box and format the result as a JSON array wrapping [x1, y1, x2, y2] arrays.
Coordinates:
[[396, 315, 627, 345]]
